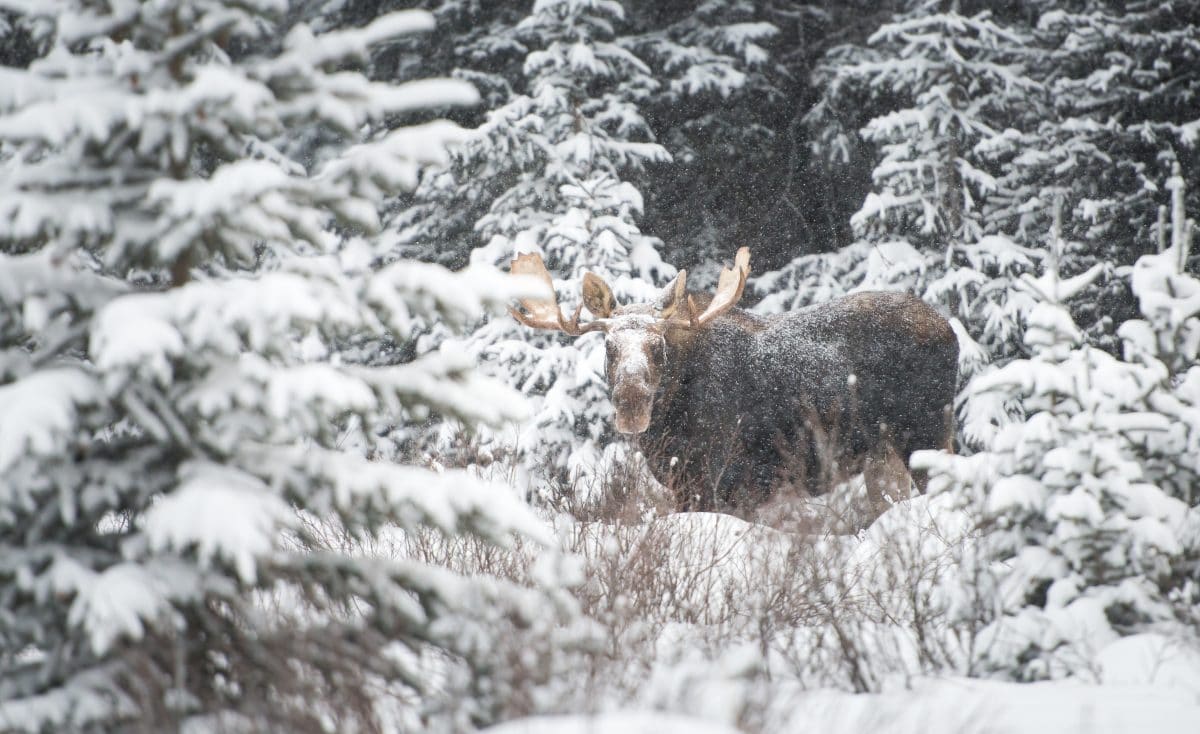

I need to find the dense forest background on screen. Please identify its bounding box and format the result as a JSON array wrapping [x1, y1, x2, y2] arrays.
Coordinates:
[[355, 0, 1200, 480], [352, 0, 1199, 271], [1, 0, 1198, 732]]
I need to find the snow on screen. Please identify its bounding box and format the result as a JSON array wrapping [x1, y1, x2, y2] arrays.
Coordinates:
[[772, 678, 1200, 734], [91, 269, 363, 377], [281, 10, 436, 66], [673, 64, 747, 97], [149, 159, 289, 224], [1019, 262, 1106, 303], [318, 121, 472, 199], [367, 260, 543, 334], [489, 501, 1200, 734], [247, 444, 553, 547], [0, 249, 124, 312], [90, 293, 185, 384], [0, 669, 133, 733], [0, 368, 100, 473], [141, 462, 294, 584], [1097, 634, 1200, 693], [855, 239, 925, 290], [369, 347, 531, 426], [68, 562, 178, 655], [988, 475, 1047, 513], [571, 511, 793, 621], [485, 712, 741, 734], [367, 78, 482, 119], [265, 362, 375, 419], [143, 65, 273, 131], [0, 78, 126, 145], [1047, 487, 1104, 525], [605, 315, 658, 379]]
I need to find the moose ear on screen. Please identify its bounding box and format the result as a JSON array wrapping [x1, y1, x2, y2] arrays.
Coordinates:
[[581, 272, 616, 317], [657, 270, 688, 319]]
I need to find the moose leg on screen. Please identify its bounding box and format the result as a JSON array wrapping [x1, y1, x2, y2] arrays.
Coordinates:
[[863, 441, 912, 524], [910, 403, 956, 494], [911, 468, 933, 496]]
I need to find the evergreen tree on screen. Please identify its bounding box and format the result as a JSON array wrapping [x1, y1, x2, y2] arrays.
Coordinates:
[[1117, 168, 1200, 507], [994, 0, 1200, 263], [389, 0, 680, 491], [820, 3, 1041, 249], [753, 2, 1048, 371], [914, 190, 1200, 681], [785, 0, 1197, 349], [0, 2, 569, 730], [622, 0, 782, 273], [755, 1, 1154, 403], [986, 1, 1200, 345]]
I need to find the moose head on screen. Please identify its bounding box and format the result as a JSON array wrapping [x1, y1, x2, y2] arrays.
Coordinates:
[[509, 248, 750, 434]]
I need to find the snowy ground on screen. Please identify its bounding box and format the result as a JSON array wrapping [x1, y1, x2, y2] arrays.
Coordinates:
[[487, 676, 1200, 734], [485, 711, 741, 734], [480, 486, 1200, 733], [762, 664, 1200, 733], [359, 477, 1200, 733]]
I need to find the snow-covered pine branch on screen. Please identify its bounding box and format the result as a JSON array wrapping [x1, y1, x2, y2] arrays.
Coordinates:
[[379, 0, 692, 498], [0, 2, 576, 731]]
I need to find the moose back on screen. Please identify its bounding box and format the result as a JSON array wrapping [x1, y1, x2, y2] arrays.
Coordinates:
[[510, 248, 959, 512]]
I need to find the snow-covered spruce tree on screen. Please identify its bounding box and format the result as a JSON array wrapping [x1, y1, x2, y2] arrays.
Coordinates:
[[0, 3, 573, 731], [766, 2, 1196, 361], [390, 0, 676, 492], [755, 5, 1044, 347], [913, 201, 1200, 681], [993, 1, 1200, 266], [821, 3, 1040, 249], [302, 0, 531, 171], [985, 1, 1200, 347], [1121, 177, 1200, 629], [1117, 169, 1200, 509]]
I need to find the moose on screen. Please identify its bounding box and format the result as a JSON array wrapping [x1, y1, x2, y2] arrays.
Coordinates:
[[510, 248, 959, 516]]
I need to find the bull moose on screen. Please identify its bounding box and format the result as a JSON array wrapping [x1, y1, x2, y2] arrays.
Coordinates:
[[510, 248, 959, 515]]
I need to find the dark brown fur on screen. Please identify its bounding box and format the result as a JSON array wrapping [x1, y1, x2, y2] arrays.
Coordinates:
[[633, 291, 959, 512]]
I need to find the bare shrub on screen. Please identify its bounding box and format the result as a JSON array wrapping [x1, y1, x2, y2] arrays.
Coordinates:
[[769, 495, 982, 693], [557, 484, 986, 733], [293, 507, 602, 727], [111, 607, 396, 734], [281, 423, 985, 732], [548, 450, 675, 525]]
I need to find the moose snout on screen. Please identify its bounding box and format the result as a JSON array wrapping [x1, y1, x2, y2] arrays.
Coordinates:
[[612, 380, 654, 434]]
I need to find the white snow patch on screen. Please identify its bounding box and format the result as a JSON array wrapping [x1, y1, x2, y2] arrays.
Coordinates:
[[775, 677, 1200, 734], [141, 462, 293, 584], [484, 711, 741, 734], [68, 563, 173, 655], [0, 368, 100, 472], [1098, 634, 1200, 695]]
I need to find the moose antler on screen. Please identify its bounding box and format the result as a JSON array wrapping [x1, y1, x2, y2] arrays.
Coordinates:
[[693, 247, 750, 326], [508, 252, 607, 335]]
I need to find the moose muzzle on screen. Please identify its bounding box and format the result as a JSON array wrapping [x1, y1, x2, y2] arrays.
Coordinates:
[[612, 379, 654, 434]]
